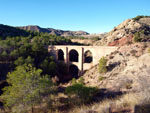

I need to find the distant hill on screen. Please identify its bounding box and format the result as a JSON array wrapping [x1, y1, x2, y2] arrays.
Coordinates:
[[17, 25, 89, 37], [0, 24, 30, 39]]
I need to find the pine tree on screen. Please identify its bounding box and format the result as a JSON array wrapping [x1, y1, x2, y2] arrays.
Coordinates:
[[1, 64, 54, 113]]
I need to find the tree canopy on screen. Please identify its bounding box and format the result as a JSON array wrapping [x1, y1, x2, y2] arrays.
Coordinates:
[[1, 64, 54, 113]]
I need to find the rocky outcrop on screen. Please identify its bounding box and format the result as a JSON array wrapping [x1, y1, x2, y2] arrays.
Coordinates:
[[108, 35, 133, 46], [18, 25, 89, 37], [94, 18, 150, 46]]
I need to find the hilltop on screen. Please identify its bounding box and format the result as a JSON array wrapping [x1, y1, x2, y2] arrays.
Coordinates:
[[17, 25, 89, 37], [94, 16, 150, 46], [0, 24, 30, 38], [0, 24, 90, 39]]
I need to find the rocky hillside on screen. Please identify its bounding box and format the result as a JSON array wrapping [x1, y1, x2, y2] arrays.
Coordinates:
[[71, 17, 150, 91], [73, 42, 150, 113], [83, 42, 150, 92], [0, 24, 30, 39], [18, 25, 89, 37], [94, 17, 150, 46]]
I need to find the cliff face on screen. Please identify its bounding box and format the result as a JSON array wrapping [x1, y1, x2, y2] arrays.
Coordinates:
[[18, 25, 89, 37], [94, 17, 150, 46]]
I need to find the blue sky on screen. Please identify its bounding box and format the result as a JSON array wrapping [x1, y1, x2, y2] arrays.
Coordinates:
[[0, 0, 150, 33]]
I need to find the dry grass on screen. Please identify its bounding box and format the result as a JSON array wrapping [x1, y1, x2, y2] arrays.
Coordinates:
[[2, 88, 150, 113], [68, 88, 150, 113], [97, 90, 150, 113]]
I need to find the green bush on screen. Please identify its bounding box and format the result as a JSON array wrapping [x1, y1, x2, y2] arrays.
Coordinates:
[[92, 37, 100, 41], [65, 83, 98, 103], [98, 56, 107, 73], [133, 15, 144, 21], [1, 64, 54, 113], [133, 32, 143, 42], [78, 77, 84, 85], [132, 15, 150, 21], [1, 51, 8, 58], [98, 76, 106, 81], [14, 57, 25, 66], [72, 78, 77, 85]]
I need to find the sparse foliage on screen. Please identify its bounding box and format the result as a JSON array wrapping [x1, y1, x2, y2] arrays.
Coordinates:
[[72, 78, 77, 85], [98, 76, 106, 81], [98, 56, 107, 73], [78, 77, 84, 85], [92, 37, 100, 41], [132, 15, 150, 21], [133, 31, 144, 42], [1, 51, 8, 60], [14, 56, 25, 66], [65, 83, 98, 103]]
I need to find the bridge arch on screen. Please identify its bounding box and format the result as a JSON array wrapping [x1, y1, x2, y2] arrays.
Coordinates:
[[84, 50, 93, 63], [69, 49, 79, 62], [69, 64, 79, 78], [58, 49, 64, 61]]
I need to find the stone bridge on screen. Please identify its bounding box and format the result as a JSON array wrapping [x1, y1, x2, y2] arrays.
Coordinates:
[[48, 45, 118, 78]]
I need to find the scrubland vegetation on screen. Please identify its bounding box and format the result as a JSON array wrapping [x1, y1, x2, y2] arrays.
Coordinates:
[[132, 15, 150, 21], [0, 27, 101, 113], [0, 28, 82, 112]]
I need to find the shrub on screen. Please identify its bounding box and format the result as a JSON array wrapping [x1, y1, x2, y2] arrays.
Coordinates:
[[98, 57, 107, 73], [132, 15, 150, 21], [1, 64, 54, 113], [133, 32, 141, 42], [92, 37, 100, 41], [72, 78, 77, 85], [133, 15, 144, 21], [98, 76, 106, 81], [78, 77, 84, 85], [133, 30, 145, 43], [14, 56, 25, 66], [65, 83, 98, 103], [1, 51, 8, 58]]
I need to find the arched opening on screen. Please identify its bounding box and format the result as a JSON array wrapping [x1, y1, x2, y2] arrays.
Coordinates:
[[84, 50, 93, 63], [69, 64, 78, 79], [69, 49, 78, 62], [58, 49, 64, 61]]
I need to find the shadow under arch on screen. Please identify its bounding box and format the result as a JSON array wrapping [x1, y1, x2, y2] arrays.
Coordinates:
[[84, 50, 93, 63], [69, 49, 79, 62], [58, 49, 64, 61], [69, 64, 79, 79]]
